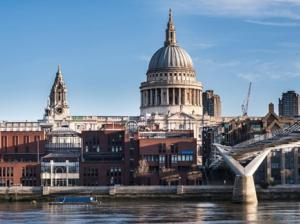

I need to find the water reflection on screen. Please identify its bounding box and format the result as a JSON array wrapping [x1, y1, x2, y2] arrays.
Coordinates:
[[0, 201, 300, 223], [242, 203, 257, 223]]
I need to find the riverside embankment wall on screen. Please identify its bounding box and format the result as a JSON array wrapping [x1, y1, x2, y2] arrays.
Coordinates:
[[1, 185, 300, 201]]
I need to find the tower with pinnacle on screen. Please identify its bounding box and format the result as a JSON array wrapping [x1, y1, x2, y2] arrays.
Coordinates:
[[44, 65, 70, 121]]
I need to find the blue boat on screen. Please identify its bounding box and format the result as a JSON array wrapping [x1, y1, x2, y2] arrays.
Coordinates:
[[49, 196, 100, 205]]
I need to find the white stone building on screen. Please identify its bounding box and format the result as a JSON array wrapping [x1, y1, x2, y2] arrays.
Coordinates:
[[138, 10, 224, 163], [140, 9, 203, 117], [1, 10, 224, 166]]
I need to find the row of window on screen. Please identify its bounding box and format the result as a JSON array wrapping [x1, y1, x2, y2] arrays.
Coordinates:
[[1, 146, 33, 153], [112, 146, 123, 152], [41, 164, 79, 173], [148, 72, 194, 78], [0, 179, 13, 186], [159, 155, 193, 163], [84, 145, 123, 153], [158, 143, 179, 153], [108, 134, 123, 144], [0, 167, 13, 177], [22, 167, 37, 177], [107, 167, 122, 177], [85, 145, 100, 153], [83, 168, 98, 177], [177, 155, 193, 162], [21, 179, 38, 186], [144, 154, 194, 163], [1, 135, 41, 148], [83, 167, 123, 178], [144, 155, 159, 162]]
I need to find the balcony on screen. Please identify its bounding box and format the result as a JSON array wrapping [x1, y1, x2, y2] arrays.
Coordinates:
[[45, 143, 81, 152], [140, 80, 202, 88], [41, 172, 79, 179]]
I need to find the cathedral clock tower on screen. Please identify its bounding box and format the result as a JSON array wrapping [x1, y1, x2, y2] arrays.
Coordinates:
[[44, 65, 70, 121]]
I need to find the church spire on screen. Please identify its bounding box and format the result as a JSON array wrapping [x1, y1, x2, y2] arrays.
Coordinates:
[[56, 64, 62, 78], [45, 64, 70, 120], [164, 8, 177, 46]]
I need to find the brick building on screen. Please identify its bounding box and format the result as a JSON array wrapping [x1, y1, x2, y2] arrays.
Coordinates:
[[137, 130, 201, 185], [80, 125, 138, 186], [0, 124, 45, 186], [0, 122, 200, 187], [80, 127, 200, 186], [0, 162, 40, 187]]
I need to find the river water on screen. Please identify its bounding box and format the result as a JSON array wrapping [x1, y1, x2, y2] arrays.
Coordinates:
[[0, 200, 299, 223]]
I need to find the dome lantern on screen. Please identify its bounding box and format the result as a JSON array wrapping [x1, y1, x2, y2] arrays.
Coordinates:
[[164, 8, 177, 47]]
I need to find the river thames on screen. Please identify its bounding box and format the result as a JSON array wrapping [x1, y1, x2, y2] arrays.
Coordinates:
[[0, 200, 299, 223]]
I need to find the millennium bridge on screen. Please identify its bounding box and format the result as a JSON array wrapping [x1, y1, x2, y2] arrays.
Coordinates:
[[213, 121, 300, 204]]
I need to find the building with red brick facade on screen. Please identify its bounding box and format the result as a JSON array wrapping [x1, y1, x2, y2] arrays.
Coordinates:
[[0, 124, 45, 186], [0, 121, 200, 187], [79, 126, 200, 186], [137, 130, 201, 185], [80, 126, 139, 186], [0, 162, 40, 187]]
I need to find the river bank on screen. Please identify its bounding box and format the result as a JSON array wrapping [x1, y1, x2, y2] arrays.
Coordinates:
[[1, 185, 300, 202]]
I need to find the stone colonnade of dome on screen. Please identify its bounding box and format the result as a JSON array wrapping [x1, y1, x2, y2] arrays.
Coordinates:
[[141, 87, 202, 107]]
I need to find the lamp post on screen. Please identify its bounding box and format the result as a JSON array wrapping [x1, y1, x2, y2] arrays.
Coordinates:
[[37, 137, 40, 164]]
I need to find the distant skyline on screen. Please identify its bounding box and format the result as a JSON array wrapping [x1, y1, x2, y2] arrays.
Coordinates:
[[1, 0, 300, 120]]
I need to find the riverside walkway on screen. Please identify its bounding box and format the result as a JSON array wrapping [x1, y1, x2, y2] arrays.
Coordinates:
[[1, 185, 300, 202]]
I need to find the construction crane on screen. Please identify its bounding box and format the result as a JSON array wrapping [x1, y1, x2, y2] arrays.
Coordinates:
[[241, 82, 252, 116]]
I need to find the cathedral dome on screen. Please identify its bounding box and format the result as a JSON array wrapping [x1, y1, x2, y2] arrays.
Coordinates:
[[148, 45, 194, 72], [147, 9, 194, 73], [140, 9, 203, 118]]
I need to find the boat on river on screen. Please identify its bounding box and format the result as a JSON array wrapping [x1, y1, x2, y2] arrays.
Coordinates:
[[49, 196, 100, 205]]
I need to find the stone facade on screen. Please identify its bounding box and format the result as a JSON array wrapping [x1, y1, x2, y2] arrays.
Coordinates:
[[137, 10, 224, 164], [279, 90, 300, 117], [44, 65, 70, 121], [203, 90, 221, 118], [140, 9, 203, 117]]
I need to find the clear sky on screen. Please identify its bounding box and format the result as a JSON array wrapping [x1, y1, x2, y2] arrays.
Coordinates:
[[1, 0, 300, 120]]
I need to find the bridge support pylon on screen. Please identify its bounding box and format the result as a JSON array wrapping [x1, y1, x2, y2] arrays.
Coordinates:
[[214, 144, 271, 204], [232, 175, 257, 203]]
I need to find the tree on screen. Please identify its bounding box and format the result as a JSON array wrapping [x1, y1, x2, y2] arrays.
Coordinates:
[[160, 167, 180, 186], [135, 159, 149, 177]]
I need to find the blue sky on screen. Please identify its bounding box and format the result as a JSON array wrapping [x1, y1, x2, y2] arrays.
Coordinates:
[[1, 0, 300, 120]]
